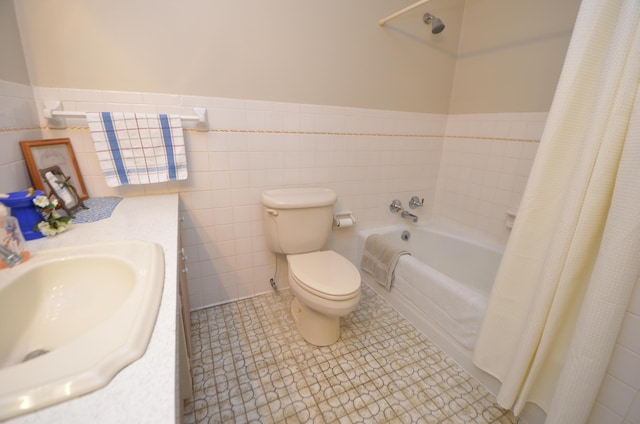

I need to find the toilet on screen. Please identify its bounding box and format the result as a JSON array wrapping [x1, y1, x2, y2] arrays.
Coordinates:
[[261, 187, 361, 346]]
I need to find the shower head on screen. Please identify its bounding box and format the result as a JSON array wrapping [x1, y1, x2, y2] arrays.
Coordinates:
[[423, 13, 445, 34]]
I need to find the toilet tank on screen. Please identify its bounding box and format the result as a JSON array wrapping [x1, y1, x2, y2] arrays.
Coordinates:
[[261, 187, 337, 254]]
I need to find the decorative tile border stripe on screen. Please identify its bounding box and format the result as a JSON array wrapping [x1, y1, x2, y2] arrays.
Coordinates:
[[0, 125, 540, 143], [0, 126, 42, 133], [193, 128, 443, 138]]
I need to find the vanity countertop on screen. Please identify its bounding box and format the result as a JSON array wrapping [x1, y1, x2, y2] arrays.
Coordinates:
[[6, 193, 181, 424]]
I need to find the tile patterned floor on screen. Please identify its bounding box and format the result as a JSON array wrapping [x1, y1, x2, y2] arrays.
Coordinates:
[[183, 285, 521, 424]]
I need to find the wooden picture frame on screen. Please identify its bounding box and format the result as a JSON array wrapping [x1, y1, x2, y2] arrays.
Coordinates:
[[20, 138, 88, 201]]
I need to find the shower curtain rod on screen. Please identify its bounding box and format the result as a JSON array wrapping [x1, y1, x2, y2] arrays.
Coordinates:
[[378, 0, 434, 26]]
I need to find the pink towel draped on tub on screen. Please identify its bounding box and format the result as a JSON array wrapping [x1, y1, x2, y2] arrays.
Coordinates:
[[360, 234, 410, 290], [87, 112, 188, 187]]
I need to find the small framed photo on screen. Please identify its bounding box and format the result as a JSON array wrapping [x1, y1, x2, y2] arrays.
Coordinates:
[[40, 166, 87, 217], [20, 138, 88, 200]]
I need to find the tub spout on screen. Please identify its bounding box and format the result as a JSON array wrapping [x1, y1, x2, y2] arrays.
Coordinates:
[[401, 210, 418, 223]]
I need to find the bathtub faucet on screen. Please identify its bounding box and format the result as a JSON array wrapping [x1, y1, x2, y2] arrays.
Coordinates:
[[389, 199, 403, 213], [409, 196, 424, 209], [401, 210, 418, 223]]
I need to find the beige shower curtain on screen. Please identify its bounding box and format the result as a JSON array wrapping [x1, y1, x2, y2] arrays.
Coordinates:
[[472, 0, 640, 423]]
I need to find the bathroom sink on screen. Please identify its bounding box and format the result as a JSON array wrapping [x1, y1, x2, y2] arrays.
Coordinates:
[[0, 240, 164, 420]]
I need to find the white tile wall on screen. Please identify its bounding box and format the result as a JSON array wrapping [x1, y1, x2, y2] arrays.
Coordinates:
[[434, 113, 547, 245], [28, 86, 445, 308], [628, 393, 640, 424], [0, 80, 42, 193], [589, 402, 624, 424], [588, 277, 640, 424], [2, 83, 639, 422]]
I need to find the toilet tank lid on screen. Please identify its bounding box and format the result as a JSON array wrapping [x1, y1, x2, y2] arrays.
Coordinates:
[[261, 187, 337, 209]]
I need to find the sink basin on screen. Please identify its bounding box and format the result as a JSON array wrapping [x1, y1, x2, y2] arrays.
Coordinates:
[[0, 240, 164, 420]]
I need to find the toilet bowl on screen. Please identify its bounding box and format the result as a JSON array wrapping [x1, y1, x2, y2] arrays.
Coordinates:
[[287, 250, 361, 346]]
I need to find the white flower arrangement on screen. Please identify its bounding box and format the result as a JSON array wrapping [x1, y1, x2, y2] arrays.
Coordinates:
[[32, 195, 72, 237], [33, 195, 53, 209]]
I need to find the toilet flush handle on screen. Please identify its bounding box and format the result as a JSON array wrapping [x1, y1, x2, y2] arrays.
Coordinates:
[[266, 209, 279, 216]]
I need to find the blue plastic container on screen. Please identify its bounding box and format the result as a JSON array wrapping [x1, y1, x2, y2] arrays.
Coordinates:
[[0, 190, 45, 240]]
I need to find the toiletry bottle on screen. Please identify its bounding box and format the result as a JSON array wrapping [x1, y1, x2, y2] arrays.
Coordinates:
[[0, 203, 29, 269]]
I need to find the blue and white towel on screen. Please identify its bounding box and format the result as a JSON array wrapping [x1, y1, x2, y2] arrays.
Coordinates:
[[87, 112, 188, 187]]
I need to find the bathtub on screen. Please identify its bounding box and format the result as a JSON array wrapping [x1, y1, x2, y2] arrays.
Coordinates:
[[357, 223, 503, 353]]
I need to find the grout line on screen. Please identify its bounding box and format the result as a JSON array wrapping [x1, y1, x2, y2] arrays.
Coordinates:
[[446, 134, 540, 143], [183, 285, 522, 423]]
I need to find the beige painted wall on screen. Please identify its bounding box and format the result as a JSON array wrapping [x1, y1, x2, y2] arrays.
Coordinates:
[[14, 0, 464, 113], [0, 0, 30, 84], [450, 0, 582, 113], [11, 0, 581, 114]]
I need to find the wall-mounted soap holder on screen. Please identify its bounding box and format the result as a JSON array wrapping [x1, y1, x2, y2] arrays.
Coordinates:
[[505, 209, 517, 229]]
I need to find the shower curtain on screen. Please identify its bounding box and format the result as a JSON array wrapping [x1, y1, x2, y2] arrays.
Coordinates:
[[472, 0, 640, 423]]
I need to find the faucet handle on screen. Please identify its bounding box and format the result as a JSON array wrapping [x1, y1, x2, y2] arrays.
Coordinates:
[[389, 199, 403, 213], [409, 196, 424, 209]]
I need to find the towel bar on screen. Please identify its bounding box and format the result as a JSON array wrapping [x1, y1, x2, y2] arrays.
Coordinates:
[[42, 101, 209, 131]]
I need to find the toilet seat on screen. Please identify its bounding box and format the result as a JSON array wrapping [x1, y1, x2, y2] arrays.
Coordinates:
[[288, 251, 360, 301]]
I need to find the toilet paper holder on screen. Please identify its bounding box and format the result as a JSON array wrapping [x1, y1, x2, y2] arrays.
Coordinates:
[[333, 211, 356, 229]]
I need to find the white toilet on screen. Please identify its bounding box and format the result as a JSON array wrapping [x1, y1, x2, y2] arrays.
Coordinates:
[[261, 187, 361, 346]]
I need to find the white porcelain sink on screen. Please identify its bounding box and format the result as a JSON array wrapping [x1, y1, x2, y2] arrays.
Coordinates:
[[0, 240, 164, 420]]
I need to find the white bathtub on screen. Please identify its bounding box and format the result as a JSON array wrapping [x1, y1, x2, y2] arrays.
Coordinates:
[[358, 223, 503, 352], [357, 224, 548, 423]]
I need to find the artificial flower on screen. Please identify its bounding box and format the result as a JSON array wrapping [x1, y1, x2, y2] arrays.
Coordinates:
[[32, 195, 71, 237]]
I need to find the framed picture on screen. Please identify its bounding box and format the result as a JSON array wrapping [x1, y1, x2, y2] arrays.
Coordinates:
[[20, 138, 88, 200], [40, 166, 87, 217]]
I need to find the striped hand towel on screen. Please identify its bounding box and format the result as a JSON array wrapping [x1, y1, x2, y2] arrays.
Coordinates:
[[87, 112, 188, 187]]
